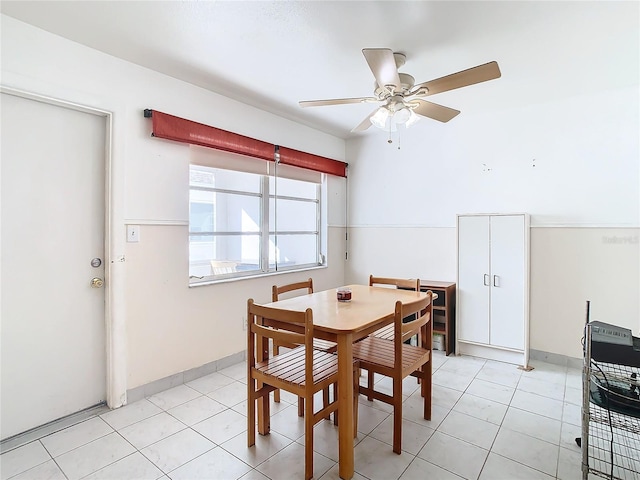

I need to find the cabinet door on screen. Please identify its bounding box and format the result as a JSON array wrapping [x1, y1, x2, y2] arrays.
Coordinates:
[[489, 215, 525, 349], [457, 215, 490, 344]]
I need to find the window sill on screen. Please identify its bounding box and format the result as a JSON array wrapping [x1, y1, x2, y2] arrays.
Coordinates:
[[188, 264, 328, 288]]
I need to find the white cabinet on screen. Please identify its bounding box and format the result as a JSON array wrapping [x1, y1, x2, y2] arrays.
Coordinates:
[[456, 214, 530, 368]]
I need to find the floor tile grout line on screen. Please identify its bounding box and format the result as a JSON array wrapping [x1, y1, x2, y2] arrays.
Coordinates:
[[417, 456, 468, 480], [95, 428, 153, 477], [75, 451, 141, 480], [489, 450, 557, 479], [3, 440, 57, 480], [55, 455, 71, 480], [141, 437, 218, 478], [35, 416, 115, 459], [220, 428, 291, 471]]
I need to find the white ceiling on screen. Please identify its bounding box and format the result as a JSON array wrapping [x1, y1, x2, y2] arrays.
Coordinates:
[[2, 1, 638, 139]]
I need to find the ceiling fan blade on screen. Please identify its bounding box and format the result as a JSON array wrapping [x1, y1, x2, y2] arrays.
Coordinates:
[[299, 97, 377, 107], [414, 61, 501, 96], [413, 100, 460, 123], [351, 110, 377, 132], [362, 48, 401, 91]]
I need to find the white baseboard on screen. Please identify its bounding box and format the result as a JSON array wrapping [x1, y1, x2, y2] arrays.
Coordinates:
[[457, 342, 526, 367]]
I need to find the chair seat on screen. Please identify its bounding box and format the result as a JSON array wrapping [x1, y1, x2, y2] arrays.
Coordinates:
[[371, 324, 394, 340], [255, 346, 339, 388], [372, 316, 419, 342], [274, 338, 336, 352], [352, 336, 430, 374], [273, 338, 338, 355], [312, 339, 337, 352]]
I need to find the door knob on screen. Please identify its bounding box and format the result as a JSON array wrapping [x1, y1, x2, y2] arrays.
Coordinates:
[[91, 277, 104, 288]]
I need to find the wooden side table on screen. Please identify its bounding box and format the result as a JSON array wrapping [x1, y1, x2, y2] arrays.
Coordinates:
[[420, 281, 456, 356]]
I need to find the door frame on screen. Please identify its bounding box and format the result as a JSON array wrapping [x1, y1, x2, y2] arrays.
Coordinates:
[[1, 86, 125, 409]]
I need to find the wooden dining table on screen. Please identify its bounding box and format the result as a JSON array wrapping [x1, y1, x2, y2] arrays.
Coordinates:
[[264, 284, 428, 480]]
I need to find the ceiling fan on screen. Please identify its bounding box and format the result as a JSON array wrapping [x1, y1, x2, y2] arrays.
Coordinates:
[[299, 48, 501, 133]]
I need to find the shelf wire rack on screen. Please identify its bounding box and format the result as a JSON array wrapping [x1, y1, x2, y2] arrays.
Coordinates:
[[582, 321, 640, 480]]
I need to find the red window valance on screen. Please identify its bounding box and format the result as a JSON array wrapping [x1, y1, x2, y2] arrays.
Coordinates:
[[278, 146, 347, 178], [145, 109, 347, 177]]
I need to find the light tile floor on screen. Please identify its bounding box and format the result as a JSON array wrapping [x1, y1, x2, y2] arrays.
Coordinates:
[[1, 353, 590, 480]]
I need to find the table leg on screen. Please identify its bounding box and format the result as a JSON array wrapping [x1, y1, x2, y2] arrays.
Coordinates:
[[337, 333, 354, 480]]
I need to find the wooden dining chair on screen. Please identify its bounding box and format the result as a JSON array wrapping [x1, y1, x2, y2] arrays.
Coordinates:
[[352, 292, 433, 454], [369, 275, 421, 341], [362, 275, 421, 397], [247, 299, 358, 480], [272, 278, 336, 418]]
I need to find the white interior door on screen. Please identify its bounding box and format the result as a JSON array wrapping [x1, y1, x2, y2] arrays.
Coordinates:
[[1, 93, 107, 440], [489, 215, 525, 349], [457, 215, 490, 344]]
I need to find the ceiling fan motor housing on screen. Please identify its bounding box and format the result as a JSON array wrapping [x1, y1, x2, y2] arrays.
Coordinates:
[[398, 73, 415, 92], [393, 52, 406, 68], [374, 73, 415, 98], [387, 95, 408, 112]]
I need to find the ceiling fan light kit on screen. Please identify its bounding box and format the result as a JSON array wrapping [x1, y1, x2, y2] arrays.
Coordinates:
[[299, 48, 502, 137], [370, 105, 419, 131], [369, 107, 390, 129], [392, 107, 411, 124]]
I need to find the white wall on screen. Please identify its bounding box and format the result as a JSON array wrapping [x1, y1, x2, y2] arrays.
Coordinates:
[[125, 225, 346, 388], [345, 70, 639, 359], [346, 85, 639, 228], [530, 227, 639, 357], [1, 15, 347, 390]]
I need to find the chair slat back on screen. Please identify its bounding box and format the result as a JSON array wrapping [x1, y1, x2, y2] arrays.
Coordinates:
[[247, 298, 315, 399], [248, 299, 311, 344], [252, 322, 306, 346], [398, 291, 433, 339], [272, 278, 313, 302], [369, 275, 420, 291]]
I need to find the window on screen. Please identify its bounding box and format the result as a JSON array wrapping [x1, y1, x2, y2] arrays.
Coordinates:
[[189, 163, 324, 284]]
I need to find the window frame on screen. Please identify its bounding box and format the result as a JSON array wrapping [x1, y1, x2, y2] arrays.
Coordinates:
[[188, 163, 325, 286]]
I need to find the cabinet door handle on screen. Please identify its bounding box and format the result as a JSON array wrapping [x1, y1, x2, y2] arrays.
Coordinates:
[[493, 275, 499, 287], [483, 274, 490, 286]]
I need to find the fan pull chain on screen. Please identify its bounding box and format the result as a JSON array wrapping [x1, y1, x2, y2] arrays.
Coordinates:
[[386, 127, 402, 149]]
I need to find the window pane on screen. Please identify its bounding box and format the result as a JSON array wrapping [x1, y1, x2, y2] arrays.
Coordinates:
[[213, 168, 261, 193], [190, 165, 261, 193], [218, 192, 261, 233], [269, 198, 317, 232], [269, 234, 318, 268], [190, 190, 260, 234], [190, 165, 215, 189], [189, 234, 261, 277], [269, 176, 317, 199], [189, 199, 214, 233]]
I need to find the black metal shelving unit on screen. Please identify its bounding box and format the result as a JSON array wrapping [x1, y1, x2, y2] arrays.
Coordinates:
[[581, 316, 640, 480]]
